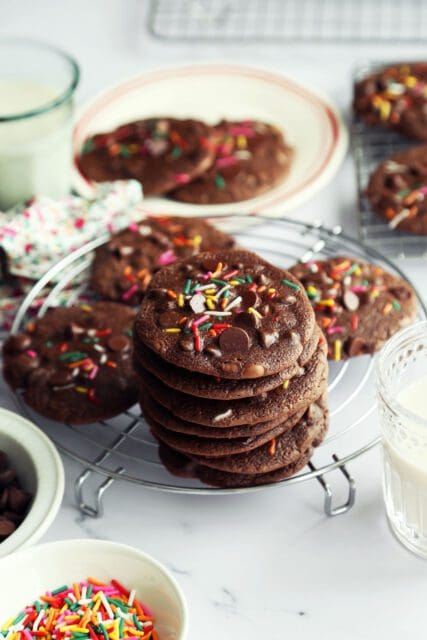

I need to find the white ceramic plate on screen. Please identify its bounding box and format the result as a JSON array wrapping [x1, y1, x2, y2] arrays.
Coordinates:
[[72, 64, 348, 215], [0, 539, 188, 639], [0, 408, 64, 557]]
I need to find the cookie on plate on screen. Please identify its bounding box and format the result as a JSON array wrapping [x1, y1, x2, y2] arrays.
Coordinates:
[[289, 256, 417, 360], [366, 145, 427, 234], [354, 63, 427, 141], [78, 117, 215, 196], [170, 120, 293, 204], [90, 216, 235, 305], [134, 249, 316, 379], [3, 302, 138, 424]]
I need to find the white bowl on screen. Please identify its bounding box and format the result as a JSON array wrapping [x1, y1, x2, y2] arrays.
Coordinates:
[[0, 539, 188, 639], [0, 408, 64, 557]]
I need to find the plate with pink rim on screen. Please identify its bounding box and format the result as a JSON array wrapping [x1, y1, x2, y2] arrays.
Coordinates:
[[72, 63, 348, 216]]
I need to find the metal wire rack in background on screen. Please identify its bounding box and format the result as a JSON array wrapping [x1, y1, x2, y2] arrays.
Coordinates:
[[10, 216, 427, 518], [352, 63, 427, 259], [148, 0, 427, 42]]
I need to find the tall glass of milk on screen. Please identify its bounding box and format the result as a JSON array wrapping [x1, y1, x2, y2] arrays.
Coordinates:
[[376, 321, 427, 558], [0, 39, 79, 210]]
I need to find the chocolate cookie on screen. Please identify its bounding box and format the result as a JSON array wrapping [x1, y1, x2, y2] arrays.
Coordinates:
[[354, 63, 427, 141], [366, 145, 427, 234], [90, 216, 235, 305], [188, 399, 327, 474], [158, 440, 313, 487], [289, 256, 417, 360], [135, 249, 316, 379], [141, 385, 307, 439], [134, 326, 321, 400], [78, 118, 215, 196], [147, 407, 310, 458], [3, 303, 138, 424], [138, 338, 328, 427], [170, 120, 292, 204]]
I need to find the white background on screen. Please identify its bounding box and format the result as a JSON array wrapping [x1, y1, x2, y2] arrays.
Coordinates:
[[1, 2, 427, 639]]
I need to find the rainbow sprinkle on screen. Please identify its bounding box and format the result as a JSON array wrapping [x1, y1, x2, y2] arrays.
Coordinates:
[[0, 578, 158, 640]]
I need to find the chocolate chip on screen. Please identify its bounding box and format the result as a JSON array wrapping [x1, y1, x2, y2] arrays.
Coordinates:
[[8, 486, 31, 514], [2, 510, 24, 524], [220, 361, 240, 374], [179, 337, 194, 352], [0, 488, 9, 510], [258, 273, 270, 286], [259, 329, 279, 348], [205, 346, 222, 358], [4, 334, 31, 353], [49, 370, 73, 387], [158, 310, 181, 328], [219, 327, 250, 354], [0, 452, 8, 471], [235, 311, 260, 329], [347, 336, 367, 357], [69, 322, 85, 337], [107, 336, 131, 352], [148, 287, 167, 300], [241, 290, 259, 309], [118, 245, 134, 257], [242, 363, 265, 378], [189, 293, 206, 314], [259, 304, 270, 315], [389, 286, 411, 301], [0, 469, 16, 489], [343, 290, 360, 311], [0, 517, 15, 539]]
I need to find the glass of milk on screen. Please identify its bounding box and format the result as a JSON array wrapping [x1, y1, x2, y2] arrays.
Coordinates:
[[0, 39, 79, 210], [376, 320, 427, 558]]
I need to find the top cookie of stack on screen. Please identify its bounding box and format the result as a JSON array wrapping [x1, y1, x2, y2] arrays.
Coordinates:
[[134, 249, 329, 488]]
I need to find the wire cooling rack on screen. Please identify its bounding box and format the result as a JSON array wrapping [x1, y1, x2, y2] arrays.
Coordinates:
[[9, 215, 427, 518], [352, 63, 427, 259], [148, 0, 427, 42]]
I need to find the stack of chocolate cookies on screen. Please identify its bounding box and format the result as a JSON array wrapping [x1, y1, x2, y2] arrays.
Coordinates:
[[133, 249, 329, 488]]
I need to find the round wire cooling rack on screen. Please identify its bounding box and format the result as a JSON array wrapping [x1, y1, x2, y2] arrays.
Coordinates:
[[9, 214, 427, 518]]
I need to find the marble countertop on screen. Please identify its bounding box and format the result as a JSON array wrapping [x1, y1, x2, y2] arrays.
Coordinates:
[[2, 2, 427, 638]]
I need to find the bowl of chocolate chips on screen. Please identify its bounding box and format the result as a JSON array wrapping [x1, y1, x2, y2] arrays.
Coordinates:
[[0, 408, 64, 556]]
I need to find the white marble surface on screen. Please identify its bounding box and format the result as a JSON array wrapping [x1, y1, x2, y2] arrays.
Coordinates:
[[2, 2, 427, 638]]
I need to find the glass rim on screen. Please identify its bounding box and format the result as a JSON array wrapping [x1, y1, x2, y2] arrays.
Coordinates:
[[0, 37, 80, 123], [376, 320, 427, 430]]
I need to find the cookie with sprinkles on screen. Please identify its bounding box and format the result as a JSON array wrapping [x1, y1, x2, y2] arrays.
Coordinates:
[[134, 326, 321, 400], [186, 398, 327, 474], [2, 302, 138, 424], [170, 120, 293, 204], [134, 249, 316, 379], [157, 399, 327, 486], [146, 402, 313, 458], [289, 256, 417, 360], [366, 145, 427, 235], [140, 385, 307, 439], [158, 439, 314, 486], [354, 63, 427, 141], [138, 337, 327, 428], [90, 216, 235, 305], [78, 117, 215, 196]]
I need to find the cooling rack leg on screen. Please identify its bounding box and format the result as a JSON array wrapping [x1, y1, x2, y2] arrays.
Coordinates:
[[75, 466, 124, 517], [309, 455, 356, 517]]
